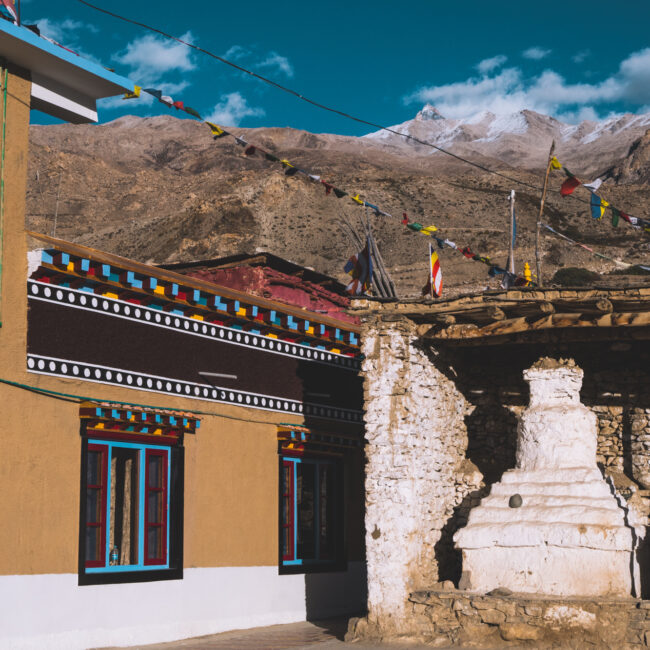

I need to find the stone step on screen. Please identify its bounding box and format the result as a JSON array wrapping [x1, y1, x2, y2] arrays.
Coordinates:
[[500, 468, 604, 484], [454, 521, 633, 550], [490, 481, 613, 499], [467, 504, 626, 527], [479, 494, 622, 510]]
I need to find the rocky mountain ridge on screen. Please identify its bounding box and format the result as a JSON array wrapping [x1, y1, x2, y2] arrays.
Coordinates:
[[25, 107, 650, 297]]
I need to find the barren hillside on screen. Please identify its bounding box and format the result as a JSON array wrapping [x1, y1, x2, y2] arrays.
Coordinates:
[[26, 111, 650, 297]]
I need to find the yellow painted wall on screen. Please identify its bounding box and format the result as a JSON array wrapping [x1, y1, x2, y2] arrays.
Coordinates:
[[0, 65, 365, 577]]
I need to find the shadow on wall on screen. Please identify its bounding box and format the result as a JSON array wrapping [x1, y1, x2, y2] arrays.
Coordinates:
[[429, 340, 650, 595], [304, 563, 368, 625]]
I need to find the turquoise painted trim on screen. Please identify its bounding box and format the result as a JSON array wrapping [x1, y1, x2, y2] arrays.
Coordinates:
[[88, 439, 170, 573], [0, 19, 133, 91]]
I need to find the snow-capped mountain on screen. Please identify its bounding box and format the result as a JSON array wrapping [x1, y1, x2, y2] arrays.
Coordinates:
[[364, 104, 650, 173]]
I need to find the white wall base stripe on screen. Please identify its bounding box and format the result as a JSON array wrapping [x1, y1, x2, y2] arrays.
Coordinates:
[[0, 563, 366, 649]]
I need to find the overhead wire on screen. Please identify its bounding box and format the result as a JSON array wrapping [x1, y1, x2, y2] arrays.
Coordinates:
[[74, 0, 650, 229]]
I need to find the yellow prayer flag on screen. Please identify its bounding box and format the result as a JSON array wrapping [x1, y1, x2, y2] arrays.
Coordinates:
[[281, 159, 294, 168], [550, 156, 562, 170], [206, 122, 226, 137], [420, 224, 438, 236], [123, 85, 141, 100], [351, 194, 364, 205]]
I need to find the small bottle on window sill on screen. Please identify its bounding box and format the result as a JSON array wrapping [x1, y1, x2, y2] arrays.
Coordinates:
[[110, 546, 119, 566]]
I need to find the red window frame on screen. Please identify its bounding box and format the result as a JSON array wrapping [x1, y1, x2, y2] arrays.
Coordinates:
[[85, 443, 108, 569], [144, 448, 168, 565], [282, 459, 295, 562]]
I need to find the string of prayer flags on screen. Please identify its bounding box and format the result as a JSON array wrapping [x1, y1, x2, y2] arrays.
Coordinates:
[[551, 156, 647, 236], [0, 0, 17, 22], [541, 223, 632, 268], [123, 85, 141, 100], [344, 239, 373, 295], [590, 193, 609, 220], [422, 242, 443, 298]]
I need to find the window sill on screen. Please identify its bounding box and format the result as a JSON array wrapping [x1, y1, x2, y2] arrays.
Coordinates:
[[279, 560, 347, 576], [78, 566, 182, 586]]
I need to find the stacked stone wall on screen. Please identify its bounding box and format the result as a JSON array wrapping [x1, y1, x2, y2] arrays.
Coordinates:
[[361, 317, 483, 634], [350, 588, 650, 648]]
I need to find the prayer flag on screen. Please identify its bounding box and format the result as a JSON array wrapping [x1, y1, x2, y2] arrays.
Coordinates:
[[265, 152, 279, 162], [235, 137, 248, 147], [173, 100, 184, 110], [0, 0, 17, 22], [422, 243, 442, 298], [407, 222, 423, 232], [144, 88, 163, 101], [351, 194, 364, 205], [364, 201, 380, 212], [344, 239, 373, 295], [560, 175, 581, 196], [611, 207, 621, 227], [550, 156, 562, 170], [583, 178, 602, 192], [402, 213, 409, 225], [322, 181, 333, 194], [590, 193, 609, 220], [245, 146, 257, 156], [184, 106, 201, 118], [333, 188, 347, 198], [280, 159, 293, 167], [123, 85, 141, 100], [285, 167, 298, 176], [444, 238, 457, 249], [309, 174, 321, 182], [461, 246, 474, 259], [160, 96, 173, 106], [206, 122, 227, 138], [420, 224, 438, 236]]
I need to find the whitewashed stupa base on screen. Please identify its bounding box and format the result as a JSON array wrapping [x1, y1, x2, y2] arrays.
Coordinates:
[[454, 361, 635, 598]]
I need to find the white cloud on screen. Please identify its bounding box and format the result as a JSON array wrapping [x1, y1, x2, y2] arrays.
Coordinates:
[[35, 17, 97, 44], [256, 51, 294, 77], [572, 49, 590, 64], [476, 55, 507, 75], [405, 47, 650, 123], [114, 32, 196, 84], [223, 45, 249, 61], [522, 46, 552, 60], [205, 92, 265, 127]]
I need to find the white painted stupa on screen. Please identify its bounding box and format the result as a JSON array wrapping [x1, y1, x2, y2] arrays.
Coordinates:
[[454, 358, 636, 597]]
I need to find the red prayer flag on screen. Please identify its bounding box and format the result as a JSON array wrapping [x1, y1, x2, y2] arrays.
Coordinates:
[[321, 181, 333, 195], [244, 146, 256, 156], [461, 246, 474, 259], [560, 176, 581, 196], [402, 212, 409, 225], [173, 101, 184, 110]]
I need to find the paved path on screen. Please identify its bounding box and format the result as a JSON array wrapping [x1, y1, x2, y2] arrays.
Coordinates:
[[100, 618, 454, 650]]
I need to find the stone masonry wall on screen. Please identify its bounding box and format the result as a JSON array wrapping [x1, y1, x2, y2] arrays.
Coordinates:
[[361, 316, 483, 634], [350, 587, 650, 648]]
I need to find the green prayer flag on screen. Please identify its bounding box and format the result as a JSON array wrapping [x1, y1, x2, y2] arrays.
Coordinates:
[[184, 106, 201, 118], [407, 222, 423, 232], [611, 207, 620, 227]]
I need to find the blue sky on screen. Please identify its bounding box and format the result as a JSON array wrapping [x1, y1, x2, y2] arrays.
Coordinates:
[[24, 0, 650, 133]]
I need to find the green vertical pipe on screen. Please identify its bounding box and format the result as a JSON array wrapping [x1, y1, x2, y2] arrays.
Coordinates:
[[0, 67, 7, 327]]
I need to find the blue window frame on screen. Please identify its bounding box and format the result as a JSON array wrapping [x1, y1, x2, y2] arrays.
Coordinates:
[[84, 439, 170, 574], [280, 456, 342, 571]]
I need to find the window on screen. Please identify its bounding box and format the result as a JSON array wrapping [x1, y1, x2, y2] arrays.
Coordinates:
[[79, 438, 183, 585], [280, 456, 344, 572]]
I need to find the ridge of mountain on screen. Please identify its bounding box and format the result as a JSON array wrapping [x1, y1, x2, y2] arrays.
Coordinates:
[[363, 106, 650, 175], [26, 109, 650, 297]]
